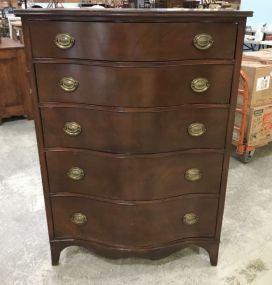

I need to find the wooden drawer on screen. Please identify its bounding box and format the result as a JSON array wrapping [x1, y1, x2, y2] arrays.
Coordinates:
[[30, 21, 237, 61], [46, 150, 224, 200], [41, 106, 229, 153], [52, 195, 218, 246], [36, 63, 233, 107]]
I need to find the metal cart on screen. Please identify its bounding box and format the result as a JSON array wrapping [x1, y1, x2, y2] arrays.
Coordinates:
[[232, 69, 256, 163]]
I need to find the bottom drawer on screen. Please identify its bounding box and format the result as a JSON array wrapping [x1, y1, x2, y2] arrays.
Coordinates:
[[52, 195, 218, 247]]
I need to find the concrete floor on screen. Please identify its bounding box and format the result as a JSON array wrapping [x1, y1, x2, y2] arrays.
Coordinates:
[[0, 118, 272, 285]]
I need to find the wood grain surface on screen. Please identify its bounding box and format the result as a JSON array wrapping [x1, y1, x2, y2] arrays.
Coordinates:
[[35, 62, 234, 107], [30, 21, 238, 61], [41, 105, 229, 153], [46, 149, 224, 199], [51, 194, 219, 246]]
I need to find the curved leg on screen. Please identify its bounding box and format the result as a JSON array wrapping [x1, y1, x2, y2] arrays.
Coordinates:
[[50, 242, 64, 266], [206, 242, 219, 266]]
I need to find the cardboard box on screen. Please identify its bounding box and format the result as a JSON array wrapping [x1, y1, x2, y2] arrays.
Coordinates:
[[243, 49, 272, 65], [237, 60, 272, 107], [233, 104, 272, 147]]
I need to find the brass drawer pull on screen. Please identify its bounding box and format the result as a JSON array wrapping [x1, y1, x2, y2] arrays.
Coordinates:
[[191, 78, 210, 93], [193, 33, 214, 50], [54, 33, 75, 49], [71, 212, 87, 225], [185, 168, 202, 182], [188, 123, 206, 137], [67, 167, 85, 180], [59, 77, 79, 92], [183, 213, 199, 225], [63, 122, 82, 136]]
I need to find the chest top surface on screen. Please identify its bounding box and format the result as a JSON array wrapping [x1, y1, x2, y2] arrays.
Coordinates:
[[16, 8, 252, 20]]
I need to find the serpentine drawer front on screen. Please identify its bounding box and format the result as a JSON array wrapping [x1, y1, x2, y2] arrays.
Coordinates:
[[41, 106, 229, 153], [17, 8, 252, 266], [46, 150, 224, 200], [51, 195, 219, 246], [35, 63, 234, 106], [30, 21, 238, 60]]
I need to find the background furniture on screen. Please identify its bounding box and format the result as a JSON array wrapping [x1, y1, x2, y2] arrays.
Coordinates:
[[18, 8, 251, 266], [0, 38, 33, 124]]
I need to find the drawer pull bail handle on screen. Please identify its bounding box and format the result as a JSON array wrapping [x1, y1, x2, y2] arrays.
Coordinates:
[[193, 33, 214, 50], [191, 78, 210, 93], [183, 213, 199, 225], [67, 167, 85, 180], [59, 77, 79, 92], [63, 122, 82, 136], [185, 168, 202, 182], [71, 213, 88, 225], [188, 123, 206, 137], [54, 33, 75, 49]]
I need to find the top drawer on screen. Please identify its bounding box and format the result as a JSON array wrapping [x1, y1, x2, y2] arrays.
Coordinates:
[[30, 21, 238, 61]]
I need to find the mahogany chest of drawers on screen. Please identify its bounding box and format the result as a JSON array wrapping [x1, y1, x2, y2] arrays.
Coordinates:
[[17, 8, 252, 266]]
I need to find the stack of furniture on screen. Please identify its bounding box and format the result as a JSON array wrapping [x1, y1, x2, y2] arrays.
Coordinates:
[[17, 8, 251, 266]]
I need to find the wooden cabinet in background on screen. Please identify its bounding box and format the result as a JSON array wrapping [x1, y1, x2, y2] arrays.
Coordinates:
[[0, 38, 33, 124]]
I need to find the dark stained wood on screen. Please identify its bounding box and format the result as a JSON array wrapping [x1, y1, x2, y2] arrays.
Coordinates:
[[46, 149, 224, 199], [215, 18, 248, 241], [51, 195, 219, 246], [17, 8, 251, 266], [50, 238, 219, 265], [35, 63, 234, 107], [16, 8, 253, 19], [41, 105, 229, 153], [0, 38, 33, 122], [30, 21, 238, 61], [20, 20, 56, 240]]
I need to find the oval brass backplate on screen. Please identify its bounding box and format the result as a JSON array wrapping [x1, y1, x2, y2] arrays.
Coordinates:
[[183, 213, 199, 225], [71, 212, 88, 225], [63, 122, 82, 136], [193, 33, 214, 50], [191, 78, 210, 93], [54, 33, 75, 49], [59, 77, 79, 92], [188, 123, 206, 137], [67, 167, 85, 180], [185, 168, 202, 182]]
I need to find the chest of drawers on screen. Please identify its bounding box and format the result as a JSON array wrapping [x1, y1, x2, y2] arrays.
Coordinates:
[[17, 8, 252, 266]]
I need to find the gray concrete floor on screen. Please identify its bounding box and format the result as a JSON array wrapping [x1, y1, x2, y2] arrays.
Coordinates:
[[0, 118, 272, 285]]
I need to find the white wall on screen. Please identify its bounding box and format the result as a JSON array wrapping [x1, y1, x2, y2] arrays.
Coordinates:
[[241, 0, 272, 26]]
